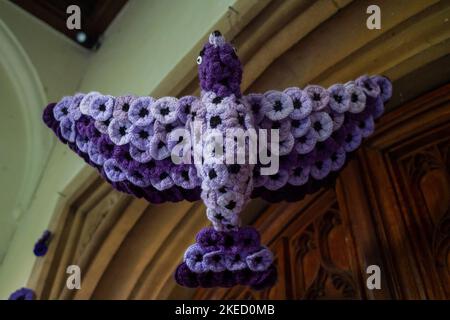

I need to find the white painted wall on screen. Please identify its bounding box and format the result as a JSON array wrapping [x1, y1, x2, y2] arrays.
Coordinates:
[[0, 0, 235, 299]]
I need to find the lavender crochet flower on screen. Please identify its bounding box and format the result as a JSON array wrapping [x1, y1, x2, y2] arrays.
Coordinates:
[[295, 129, 317, 154], [89, 94, 114, 121], [126, 161, 151, 187], [128, 96, 154, 126], [8, 287, 35, 300], [291, 117, 311, 138], [236, 227, 260, 252], [184, 244, 206, 273], [129, 145, 152, 163], [60, 117, 76, 142], [260, 117, 292, 139], [150, 163, 174, 190], [246, 247, 273, 272], [263, 90, 294, 121], [343, 124, 363, 152], [289, 165, 310, 186], [355, 115, 375, 137], [33, 230, 51, 257], [68, 93, 84, 120], [53, 96, 73, 121], [244, 93, 268, 124], [108, 118, 133, 145], [371, 75, 392, 102], [75, 134, 90, 153], [175, 262, 199, 288], [284, 87, 312, 120], [97, 134, 115, 159], [304, 85, 329, 111], [329, 109, 345, 131], [265, 169, 289, 190], [177, 96, 198, 123], [203, 250, 226, 272], [113, 95, 135, 119], [87, 141, 106, 165], [201, 163, 229, 188], [310, 112, 333, 142], [356, 75, 381, 99], [79, 91, 100, 115], [149, 133, 170, 160], [328, 84, 350, 113], [310, 158, 332, 180], [94, 118, 111, 134], [130, 123, 153, 149], [224, 253, 247, 271], [171, 164, 200, 189], [152, 97, 179, 124], [217, 191, 244, 216], [345, 82, 367, 113], [330, 147, 346, 171], [196, 227, 222, 252], [104, 158, 126, 182]]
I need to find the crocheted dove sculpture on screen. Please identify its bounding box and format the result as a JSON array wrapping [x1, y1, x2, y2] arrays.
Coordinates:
[[42, 31, 392, 290]]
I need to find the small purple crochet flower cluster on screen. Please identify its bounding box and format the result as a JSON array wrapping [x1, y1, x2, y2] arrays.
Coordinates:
[[175, 227, 276, 290], [43, 93, 203, 203], [33, 230, 51, 257], [197, 92, 255, 231], [8, 287, 35, 300], [250, 75, 392, 201]]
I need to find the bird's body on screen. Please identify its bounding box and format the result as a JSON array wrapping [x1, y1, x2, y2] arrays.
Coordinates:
[[42, 31, 391, 290]]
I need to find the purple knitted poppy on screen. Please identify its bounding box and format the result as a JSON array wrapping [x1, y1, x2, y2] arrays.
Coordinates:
[[343, 124, 363, 152], [203, 250, 226, 272], [68, 93, 84, 120], [217, 191, 244, 216], [33, 230, 51, 257], [284, 87, 312, 120], [355, 115, 375, 137], [244, 93, 268, 124], [236, 227, 260, 252], [60, 117, 76, 142], [150, 163, 174, 190], [130, 123, 153, 149], [94, 118, 111, 134], [371, 75, 392, 102], [345, 82, 367, 113], [129, 145, 152, 163], [295, 129, 317, 154], [113, 95, 135, 120], [149, 133, 170, 160], [177, 96, 198, 124], [329, 109, 345, 131], [175, 262, 199, 288], [152, 97, 179, 124], [330, 147, 346, 171], [327, 84, 350, 113], [113, 144, 134, 169], [87, 141, 106, 165], [126, 161, 151, 187], [53, 96, 73, 121], [291, 117, 311, 138], [8, 287, 35, 300], [75, 134, 90, 153], [310, 112, 333, 142], [246, 247, 273, 271], [263, 90, 294, 121], [201, 163, 229, 188], [97, 134, 115, 159], [128, 96, 154, 126], [104, 158, 126, 182], [89, 94, 114, 121], [196, 227, 222, 252], [79, 91, 100, 115], [184, 244, 206, 273], [304, 85, 329, 111], [259, 117, 292, 139], [277, 133, 295, 156], [224, 253, 247, 271], [171, 164, 200, 189], [310, 158, 332, 180], [289, 164, 310, 186], [356, 75, 381, 99], [265, 169, 289, 190], [108, 118, 133, 145]]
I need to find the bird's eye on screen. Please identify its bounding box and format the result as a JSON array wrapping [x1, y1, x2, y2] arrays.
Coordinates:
[[196, 56, 202, 65]]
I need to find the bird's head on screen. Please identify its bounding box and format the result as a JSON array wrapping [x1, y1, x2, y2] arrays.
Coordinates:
[[197, 30, 242, 98]]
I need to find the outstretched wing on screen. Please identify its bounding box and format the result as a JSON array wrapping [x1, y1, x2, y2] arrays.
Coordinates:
[[245, 75, 392, 202], [42, 92, 203, 203]]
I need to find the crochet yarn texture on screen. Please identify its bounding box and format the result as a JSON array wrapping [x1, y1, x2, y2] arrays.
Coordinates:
[[42, 31, 392, 290]]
